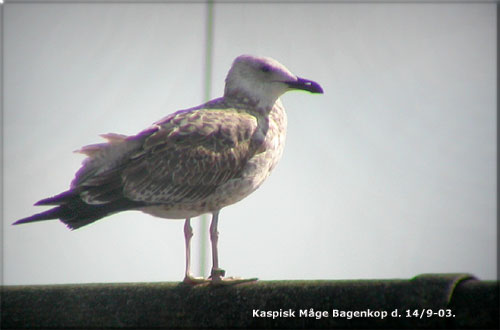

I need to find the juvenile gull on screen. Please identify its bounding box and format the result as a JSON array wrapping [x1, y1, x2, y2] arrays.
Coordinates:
[[14, 55, 323, 284]]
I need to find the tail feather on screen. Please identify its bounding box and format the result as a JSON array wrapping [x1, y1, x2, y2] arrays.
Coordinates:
[[14, 194, 147, 230]]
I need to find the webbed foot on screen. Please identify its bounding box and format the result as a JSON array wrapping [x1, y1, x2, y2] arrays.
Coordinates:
[[209, 268, 258, 285]]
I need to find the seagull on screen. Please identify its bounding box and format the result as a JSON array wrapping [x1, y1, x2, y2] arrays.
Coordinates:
[[13, 55, 323, 284]]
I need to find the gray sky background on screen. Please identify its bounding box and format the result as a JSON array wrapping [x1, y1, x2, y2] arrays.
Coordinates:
[[3, 3, 496, 285]]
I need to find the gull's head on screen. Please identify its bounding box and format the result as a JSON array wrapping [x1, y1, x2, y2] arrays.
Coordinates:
[[224, 55, 323, 110]]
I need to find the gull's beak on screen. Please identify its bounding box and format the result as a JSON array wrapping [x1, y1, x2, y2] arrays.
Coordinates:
[[285, 77, 324, 94]]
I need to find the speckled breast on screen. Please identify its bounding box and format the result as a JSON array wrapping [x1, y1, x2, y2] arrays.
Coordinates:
[[140, 100, 288, 219], [208, 100, 288, 209]]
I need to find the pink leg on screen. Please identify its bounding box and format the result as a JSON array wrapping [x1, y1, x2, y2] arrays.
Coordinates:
[[183, 218, 209, 285], [183, 218, 193, 279], [210, 211, 225, 281]]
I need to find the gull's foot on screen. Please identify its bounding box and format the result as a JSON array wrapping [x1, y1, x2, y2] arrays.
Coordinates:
[[183, 274, 211, 285], [211, 276, 259, 286], [210, 268, 258, 285]]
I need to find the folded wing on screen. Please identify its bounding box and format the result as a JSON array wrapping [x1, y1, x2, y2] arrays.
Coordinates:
[[14, 107, 260, 229]]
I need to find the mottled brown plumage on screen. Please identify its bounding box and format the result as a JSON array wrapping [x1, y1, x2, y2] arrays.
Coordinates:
[[14, 55, 323, 284]]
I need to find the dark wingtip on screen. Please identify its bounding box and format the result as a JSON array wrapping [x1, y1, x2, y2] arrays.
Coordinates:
[[12, 219, 26, 226], [34, 190, 78, 206], [12, 218, 35, 226], [12, 207, 62, 226]]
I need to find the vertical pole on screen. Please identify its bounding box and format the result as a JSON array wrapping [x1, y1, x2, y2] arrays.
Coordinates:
[[199, 0, 215, 278]]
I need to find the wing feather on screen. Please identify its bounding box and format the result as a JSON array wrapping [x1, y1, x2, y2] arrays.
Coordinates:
[[69, 107, 260, 207], [122, 108, 259, 204]]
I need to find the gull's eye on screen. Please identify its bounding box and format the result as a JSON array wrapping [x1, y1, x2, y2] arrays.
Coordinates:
[[260, 65, 271, 73]]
